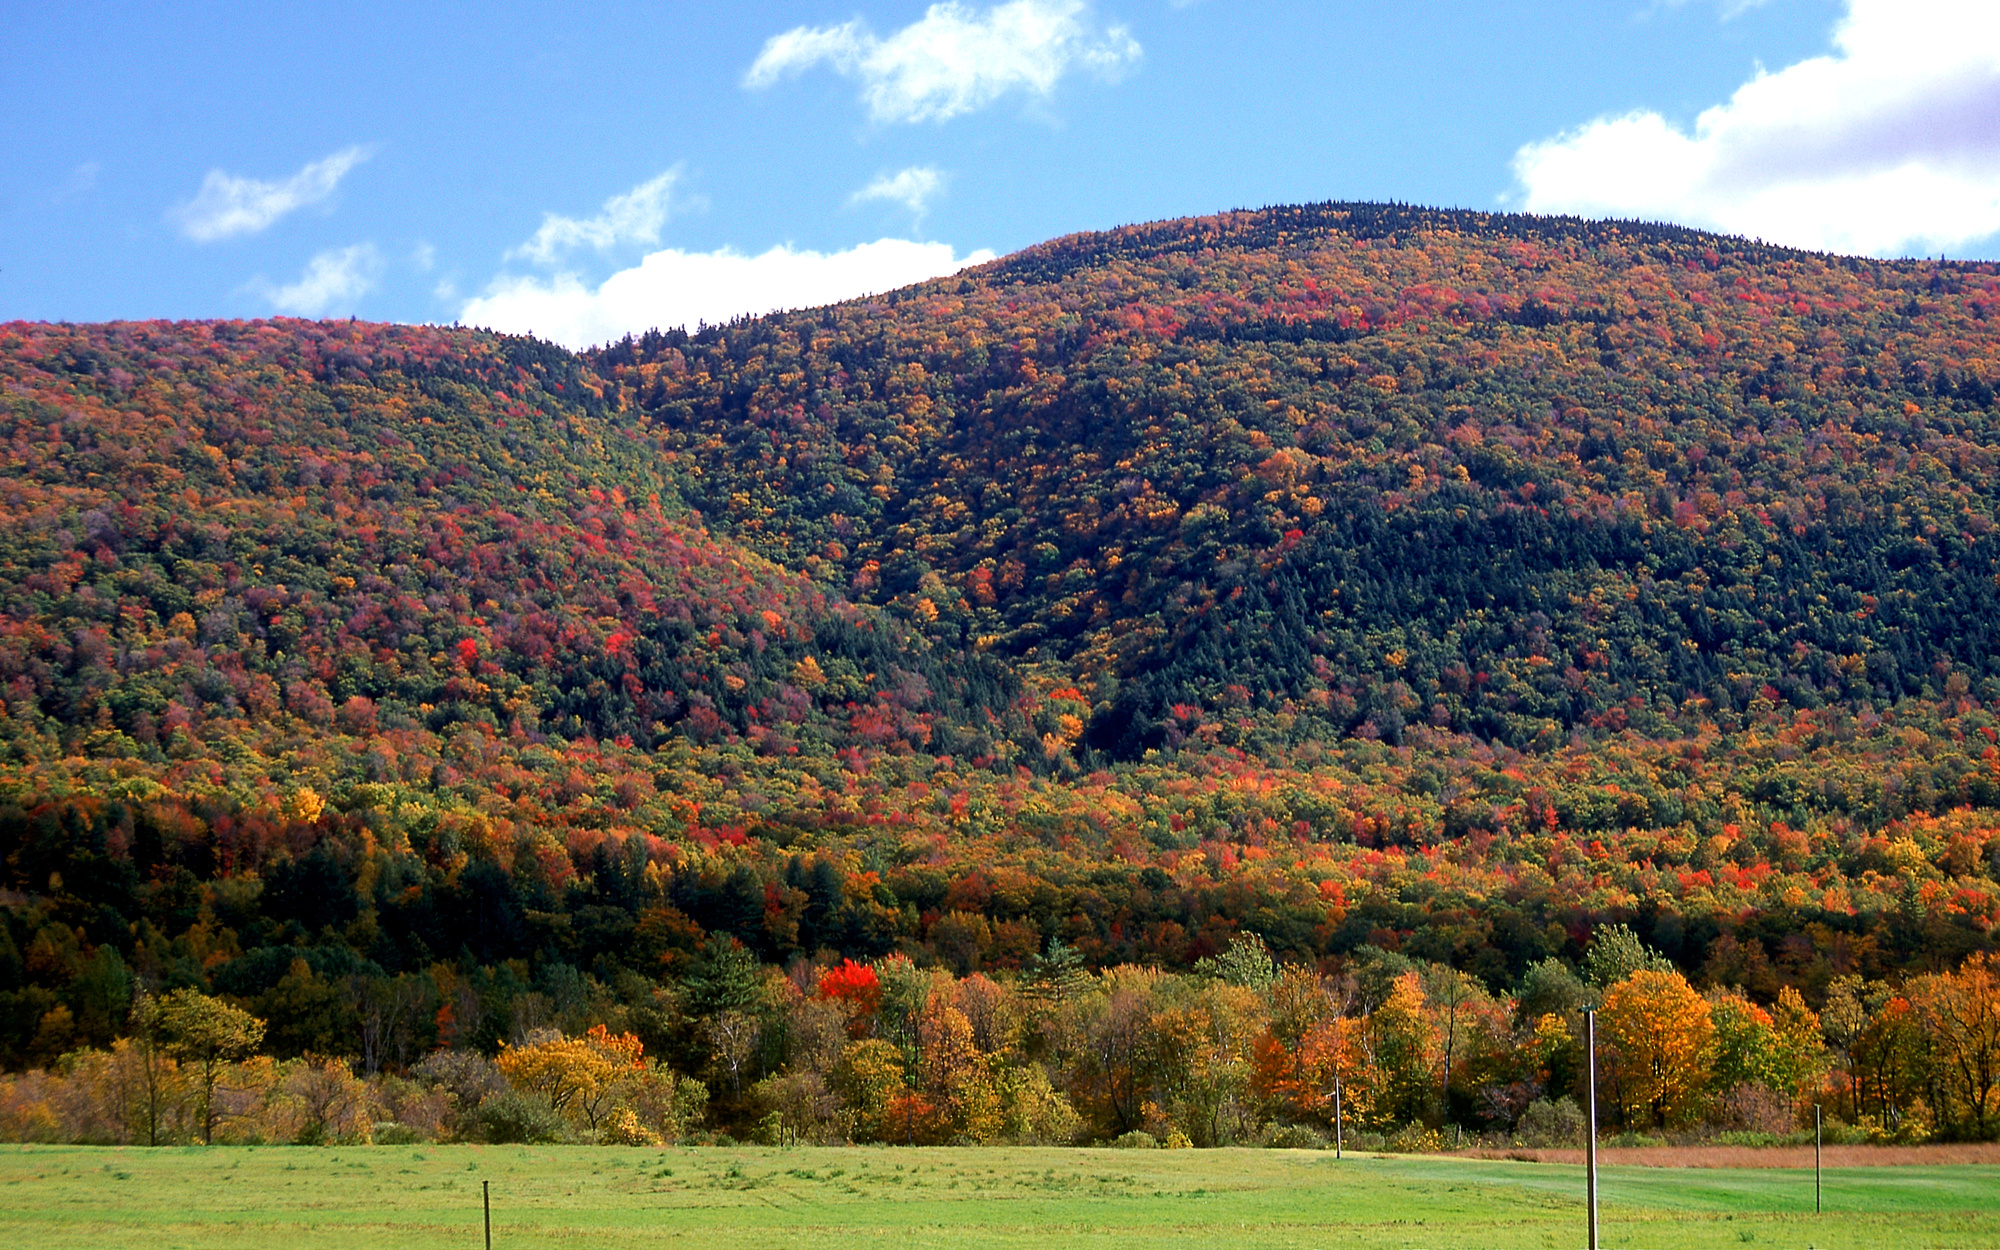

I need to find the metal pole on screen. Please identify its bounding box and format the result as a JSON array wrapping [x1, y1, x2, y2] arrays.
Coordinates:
[[1334, 1076, 1343, 1160], [1584, 1009, 1599, 1250], [484, 1179, 492, 1250], [1815, 1105, 1823, 1214]]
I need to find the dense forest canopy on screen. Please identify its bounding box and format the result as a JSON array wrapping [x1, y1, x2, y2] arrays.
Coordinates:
[[598, 203, 2000, 755], [1, 202, 1998, 1144]]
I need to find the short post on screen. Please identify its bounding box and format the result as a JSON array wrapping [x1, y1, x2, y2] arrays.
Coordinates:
[[1584, 1009, 1599, 1250], [484, 1179, 492, 1250], [1333, 1076, 1344, 1160], [1814, 1105, 1823, 1214]]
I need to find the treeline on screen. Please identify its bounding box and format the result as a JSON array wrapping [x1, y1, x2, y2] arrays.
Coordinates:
[[5, 691, 2000, 1071], [5, 934, 1996, 1147]]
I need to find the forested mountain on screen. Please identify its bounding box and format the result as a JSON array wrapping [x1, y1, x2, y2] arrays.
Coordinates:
[[599, 203, 2000, 756], [2, 204, 1999, 1143]]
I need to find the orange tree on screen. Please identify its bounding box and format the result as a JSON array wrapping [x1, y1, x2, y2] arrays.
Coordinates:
[[1251, 966, 1370, 1131], [1599, 969, 1713, 1129]]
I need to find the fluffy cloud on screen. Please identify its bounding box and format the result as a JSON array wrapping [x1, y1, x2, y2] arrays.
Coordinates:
[[459, 238, 995, 349], [744, 0, 1140, 123], [1513, 0, 2000, 256], [175, 146, 370, 242], [509, 169, 681, 265], [851, 166, 947, 216], [262, 244, 382, 315]]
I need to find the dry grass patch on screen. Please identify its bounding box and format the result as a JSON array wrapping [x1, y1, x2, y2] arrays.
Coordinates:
[[1466, 1142, 2000, 1169]]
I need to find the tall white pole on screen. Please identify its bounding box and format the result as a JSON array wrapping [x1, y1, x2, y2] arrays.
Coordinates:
[[1585, 1009, 1599, 1250], [1334, 1075, 1344, 1160]]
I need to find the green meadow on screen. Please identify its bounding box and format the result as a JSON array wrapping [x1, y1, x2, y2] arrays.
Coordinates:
[[1, 1144, 1993, 1250]]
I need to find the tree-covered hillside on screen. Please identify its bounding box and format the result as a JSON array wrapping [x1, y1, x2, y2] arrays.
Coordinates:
[[1, 207, 1998, 1143], [598, 203, 2000, 756]]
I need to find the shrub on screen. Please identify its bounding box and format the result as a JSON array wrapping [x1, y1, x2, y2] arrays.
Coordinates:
[[1384, 1123, 1445, 1154], [604, 1106, 662, 1146], [372, 1122, 427, 1145], [1264, 1123, 1328, 1150], [1111, 1130, 1158, 1149], [998, 1064, 1082, 1145], [412, 1051, 507, 1142], [1706, 1082, 1796, 1135], [476, 1091, 569, 1144], [1515, 1097, 1586, 1148]]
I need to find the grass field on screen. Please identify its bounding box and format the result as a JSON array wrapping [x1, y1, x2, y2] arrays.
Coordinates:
[[2, 1143, 1995, 1250]]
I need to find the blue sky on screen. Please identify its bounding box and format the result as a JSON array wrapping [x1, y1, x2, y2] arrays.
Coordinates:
[[5, 0, 1996, 346]]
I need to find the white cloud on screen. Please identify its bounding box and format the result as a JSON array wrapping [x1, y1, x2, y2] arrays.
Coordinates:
[[175, 146, 370, 242], [509, 169, 682, 265], [744, 0, 1141, 123], [851, 166, 947, 217], [459, 238, 995, 349], [1513, 0, 2000, 256], [260, 244, 382, 315]]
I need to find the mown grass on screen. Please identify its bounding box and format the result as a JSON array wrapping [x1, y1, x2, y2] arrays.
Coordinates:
[[1, 1143, 1994, 1249]]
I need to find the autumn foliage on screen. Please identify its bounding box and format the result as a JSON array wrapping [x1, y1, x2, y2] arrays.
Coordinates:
[[1, 204, 1999, 1143]]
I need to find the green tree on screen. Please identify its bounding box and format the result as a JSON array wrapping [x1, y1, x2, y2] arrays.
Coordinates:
[[1516, 958, 1587, 1023], [156, 988, 266, 1145], [1027, 938, 1091, 1008], [680, 934, 764, 1017], [1194, 933, 1277, 991], [1582, 924, 1672, 992]]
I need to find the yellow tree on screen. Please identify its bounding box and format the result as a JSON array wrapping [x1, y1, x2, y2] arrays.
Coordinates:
[[1907, 954, 2000, 1140], [832, 1038, 907, 1142], [1821, 975, 1871, 1123], [917, 989, 1000, 1142], [1852, 992, 1925, 1132], [1707, 990, 1777, 1092], [1767, 986, 1826, 1106], [1148, 980, 1259, 1146], [496, 1025, 647, 1131], [1366, 972, 1437, 1128], [1599, 969, 1713, 1129]]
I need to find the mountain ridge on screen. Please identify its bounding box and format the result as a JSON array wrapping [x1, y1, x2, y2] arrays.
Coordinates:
[[0, 202, 1997, 1074], [589, 201, 2000, 757]]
